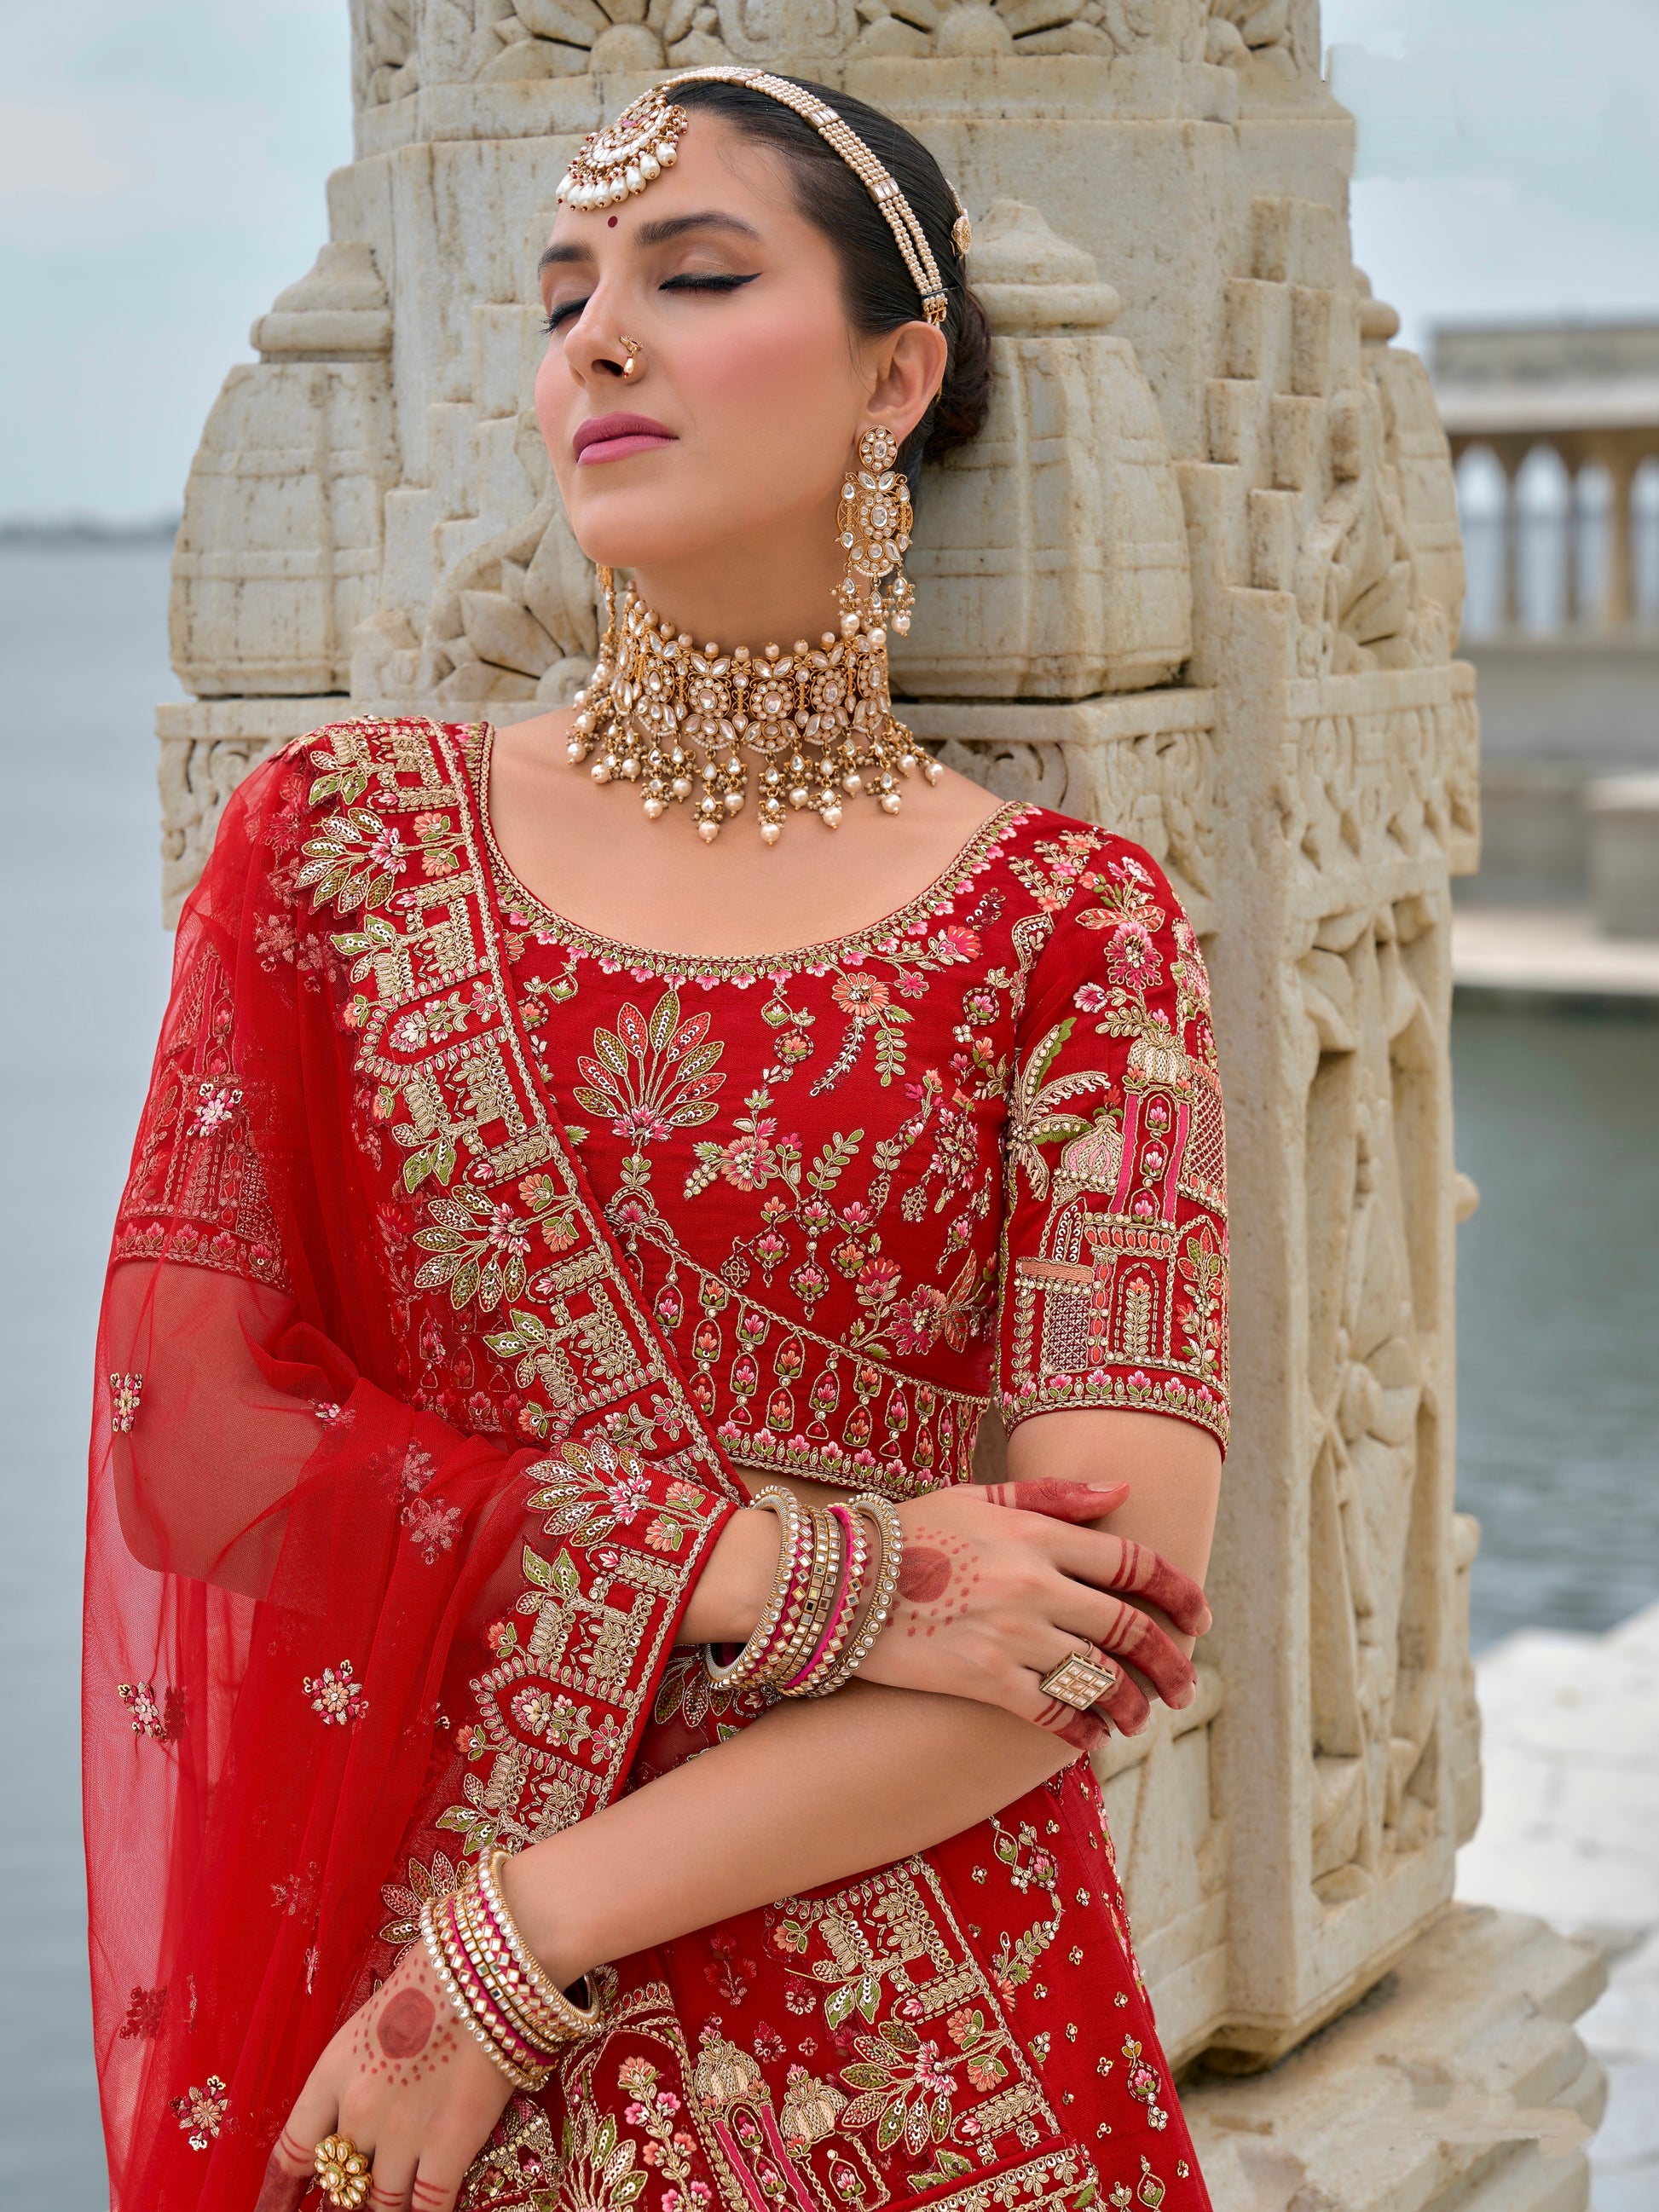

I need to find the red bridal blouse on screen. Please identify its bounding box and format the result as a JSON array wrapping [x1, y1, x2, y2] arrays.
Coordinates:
[[85, 717, 1228, 2212]]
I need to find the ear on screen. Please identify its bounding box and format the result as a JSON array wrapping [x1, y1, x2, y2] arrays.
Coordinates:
[[862, 320, 951, 455]]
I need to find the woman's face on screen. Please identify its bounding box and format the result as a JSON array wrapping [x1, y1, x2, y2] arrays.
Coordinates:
[[534, 114, 930, 597]]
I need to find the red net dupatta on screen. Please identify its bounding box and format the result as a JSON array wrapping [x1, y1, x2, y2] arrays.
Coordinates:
[[85, 719, 745, 2208]]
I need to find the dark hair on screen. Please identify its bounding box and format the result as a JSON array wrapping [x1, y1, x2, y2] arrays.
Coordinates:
[[671, 76, 991, 476]]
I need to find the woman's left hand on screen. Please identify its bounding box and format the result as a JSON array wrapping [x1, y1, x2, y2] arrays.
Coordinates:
[[259, 1936, 512, 2211]]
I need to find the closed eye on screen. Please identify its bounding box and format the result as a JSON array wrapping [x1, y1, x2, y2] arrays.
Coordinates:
[[659, 272, 760, 297], [544, 269, 758, 338]]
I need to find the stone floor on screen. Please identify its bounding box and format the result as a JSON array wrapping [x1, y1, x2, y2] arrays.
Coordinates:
[[1452, 907, 1659, 1001], [1456, 1601, 1659, 2212]]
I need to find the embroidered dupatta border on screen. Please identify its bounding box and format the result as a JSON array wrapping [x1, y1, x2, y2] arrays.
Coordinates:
[[297, 714, 749, 1507]]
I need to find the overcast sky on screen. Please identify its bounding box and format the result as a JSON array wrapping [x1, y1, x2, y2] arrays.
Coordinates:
[[3, 0, 1656, 521]]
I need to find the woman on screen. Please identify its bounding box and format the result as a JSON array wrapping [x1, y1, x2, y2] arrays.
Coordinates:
[[86, 68, 1228, 2212]]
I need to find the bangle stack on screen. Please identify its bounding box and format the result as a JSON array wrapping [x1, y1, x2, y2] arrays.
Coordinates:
[[420, 1848, 601, 2090], [705, 1486, 905, 1700]]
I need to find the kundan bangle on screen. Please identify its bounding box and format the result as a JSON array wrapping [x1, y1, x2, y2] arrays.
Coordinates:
[[704, 1487, 806, 1690], [782, 1502, 867, 1696], [806, 1492, 904, 1697], [421, 1888, 548, 2091], [476, 1849, 601, 2043], [789, 1505, 838, 1678], [421, 1853, 602, 2090]]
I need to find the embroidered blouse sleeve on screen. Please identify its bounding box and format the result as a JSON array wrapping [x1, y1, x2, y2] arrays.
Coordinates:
[[996, 837, 1229, 1455]]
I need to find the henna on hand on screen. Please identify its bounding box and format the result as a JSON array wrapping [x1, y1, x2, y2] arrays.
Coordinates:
[[1032, 1697, 1109, 1755], [253, 2128, 316, 2212], [983, 1477, 1129, 1522], [897, 1546, 952, 1603], [378, 1986, 436, 2058]]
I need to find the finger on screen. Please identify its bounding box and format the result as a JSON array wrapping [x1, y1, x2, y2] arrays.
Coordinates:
[[255, 2117, 332, 2212], [367, 2145, 418, 2212], [1032, 1695, 1112, 1756], [982, 1477, 1130, 1523], [411, 2148, 474, 2212], [1055, 1527, 1212, 1637], [1034, 1637, 1153, 1738], [1072, 1593, 1197, 1708]]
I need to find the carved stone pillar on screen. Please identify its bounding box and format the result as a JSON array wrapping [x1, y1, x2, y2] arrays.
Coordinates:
[[159, 6, 1608, 2202]]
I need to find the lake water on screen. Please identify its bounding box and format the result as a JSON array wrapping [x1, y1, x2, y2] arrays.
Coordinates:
[[2, 545, 1655, 2204]]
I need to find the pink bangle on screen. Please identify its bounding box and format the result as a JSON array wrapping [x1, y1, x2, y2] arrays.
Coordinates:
[[781, 1504, 862, 1695], [438, 1891, 552, 2074]]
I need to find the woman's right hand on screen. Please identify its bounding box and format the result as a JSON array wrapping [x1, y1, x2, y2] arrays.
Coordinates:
[[856, 1479, 1211, 1748]]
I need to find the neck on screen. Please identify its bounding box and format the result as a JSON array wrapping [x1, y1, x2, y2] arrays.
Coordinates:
[[626, 511, 846, 651]]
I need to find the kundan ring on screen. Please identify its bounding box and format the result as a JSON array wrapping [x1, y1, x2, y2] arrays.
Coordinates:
[[1039, 1649, 1121, 1712], [315, 2133, 372, 2209]]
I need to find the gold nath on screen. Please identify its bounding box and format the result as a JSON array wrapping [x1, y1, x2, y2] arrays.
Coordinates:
[[556, 71, 951, 327], [567, 574, 940, 846]]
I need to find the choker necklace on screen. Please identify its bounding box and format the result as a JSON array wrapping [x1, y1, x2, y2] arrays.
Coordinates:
[[566, 572, 940, 846]]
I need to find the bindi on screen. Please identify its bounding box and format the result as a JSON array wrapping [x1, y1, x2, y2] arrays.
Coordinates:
[[378, 1987, 436, 2058], [899, 1547, 951, 1603], [607, 214, 618, 227]]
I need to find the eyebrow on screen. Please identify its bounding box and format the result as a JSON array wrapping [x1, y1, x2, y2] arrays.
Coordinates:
[[537, 211, 763, 278]]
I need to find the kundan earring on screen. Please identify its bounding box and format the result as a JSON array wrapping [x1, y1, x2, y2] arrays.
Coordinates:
[[836, 425, 915, 638]]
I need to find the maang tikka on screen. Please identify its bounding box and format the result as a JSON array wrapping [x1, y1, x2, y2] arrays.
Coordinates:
[[565, 424, 936, 847]]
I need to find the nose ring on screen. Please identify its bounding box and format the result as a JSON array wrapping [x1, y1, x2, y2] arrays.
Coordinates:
[[618, 336, 641, 379]]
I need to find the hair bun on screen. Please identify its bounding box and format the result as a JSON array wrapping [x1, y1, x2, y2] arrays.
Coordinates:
[[920, 286, 991, 469]]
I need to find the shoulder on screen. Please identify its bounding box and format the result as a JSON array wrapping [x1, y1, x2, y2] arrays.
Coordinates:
[[999, 807, 1215, 1067], [189, 716, 486, 937]]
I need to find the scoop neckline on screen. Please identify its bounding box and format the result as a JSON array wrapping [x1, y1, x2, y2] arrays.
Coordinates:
[[473, 720, 1031, 979]]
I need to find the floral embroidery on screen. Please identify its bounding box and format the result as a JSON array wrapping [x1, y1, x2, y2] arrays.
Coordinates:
[[840, 2006, 1012, 2156], [271, 1863, 321, 1919], [242, 721, 1211, 2210], [118, 1678, 182, 1742], [573, 990, 726, 1146], [118, 1984, 166, 2040], [619, 2057, 702, 2187], [529, 1441, 714, 1556], [552, 2105, 648, 2210], [987, 1820, 1063, 1996], [1120, 2039, 1168, 2131], [378, 1851, 460, 1954], [413, 1175, 581, 1313], [303, 1660, 365, 1726], [109, 1371, 143, 1434], [403, 1491, 462, 1562], [171, 2074, 228, 2151]]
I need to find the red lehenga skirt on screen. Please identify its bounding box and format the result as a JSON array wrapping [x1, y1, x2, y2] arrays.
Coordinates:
[[452, 1738, 1205, 2212]]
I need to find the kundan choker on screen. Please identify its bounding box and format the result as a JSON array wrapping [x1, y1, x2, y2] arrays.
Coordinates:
[[567, 563, 941, 847]]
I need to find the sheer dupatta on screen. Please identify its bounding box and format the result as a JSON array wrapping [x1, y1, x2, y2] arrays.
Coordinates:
[[85, 720, 745, 2209]]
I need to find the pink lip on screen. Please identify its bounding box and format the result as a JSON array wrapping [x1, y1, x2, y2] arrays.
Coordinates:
[[574, 412, 677, 464]]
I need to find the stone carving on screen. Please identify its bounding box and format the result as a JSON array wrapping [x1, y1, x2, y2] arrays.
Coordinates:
[[478, 0, 722, 80], [1296, 897, 1448, 1900], [1278, 667, 1481, 898], [465, 0, 1185, 71], [895, 202, 1192, 700], [171, 243, 396, 698], [1097, 1664, 1228, 2062], [1209, 199, 1463, 683], [414, 479, 601, 707], [1205, 0, 1302, 78], [155, 13, 1606, 2196], [351, 0, 420, 103]]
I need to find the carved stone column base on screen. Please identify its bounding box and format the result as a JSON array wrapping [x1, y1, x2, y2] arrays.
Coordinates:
[[1182, 1905, 1606, 2212]]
